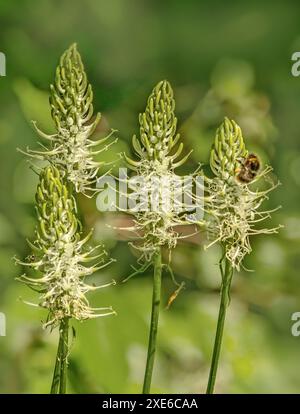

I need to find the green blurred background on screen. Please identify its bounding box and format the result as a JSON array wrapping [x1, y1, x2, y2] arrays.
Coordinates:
[[0, 0, 300, 394]]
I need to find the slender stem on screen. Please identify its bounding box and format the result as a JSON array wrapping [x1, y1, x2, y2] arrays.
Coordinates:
[[142, 249, 162, 394], [206, 257, 233, 394], [59, 317, 69, 394], [50, 318, 69, 394], [50, 329, 63, 394]]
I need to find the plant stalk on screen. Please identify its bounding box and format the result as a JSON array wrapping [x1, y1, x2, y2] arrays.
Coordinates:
[[206, 257, 233, 394], [59, 317, 69, 394], [50, 317, 69, 394], [50, 332, 62, 394], [142, 249, 162, 394]]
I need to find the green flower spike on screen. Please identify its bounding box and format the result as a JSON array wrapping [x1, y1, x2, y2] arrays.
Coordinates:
[[205, 117, 281, 394], [123, 80, 194, 261], [205, 117, 281, 270], [123, 81, 193, 394], [17, 165, 115, 329], [22, 43, 117, 195]]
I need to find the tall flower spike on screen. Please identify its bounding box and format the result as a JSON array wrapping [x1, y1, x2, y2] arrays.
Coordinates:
[[125, 80, 192, 171], [205, 117, 281, 270], [205, 118, 281, 394], [123, 80, 195, 261], [17, 165, 115, 329], [122, 81, 195, 394], [22, 43, 116, 195]]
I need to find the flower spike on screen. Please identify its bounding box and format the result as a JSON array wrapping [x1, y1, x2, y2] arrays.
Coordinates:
[[21, 43, 116, 195], [17, 165, 115, 329]]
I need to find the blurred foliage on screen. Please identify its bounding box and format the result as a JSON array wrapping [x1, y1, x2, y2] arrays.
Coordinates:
[[0, 0, 300, 394]]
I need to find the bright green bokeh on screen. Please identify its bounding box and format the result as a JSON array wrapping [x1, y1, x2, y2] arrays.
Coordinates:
[[0, 0, 300, 394]]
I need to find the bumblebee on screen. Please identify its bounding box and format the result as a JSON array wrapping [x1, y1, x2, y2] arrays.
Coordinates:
[[236, 153, 260, 184]]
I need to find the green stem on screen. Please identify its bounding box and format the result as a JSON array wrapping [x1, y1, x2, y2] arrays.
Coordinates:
[[206, 257, 233, 394], [50, 318, 69, 394], [142, 249, 162, 394], [50, 330, 62, 394], [59, 318, 69, 394]]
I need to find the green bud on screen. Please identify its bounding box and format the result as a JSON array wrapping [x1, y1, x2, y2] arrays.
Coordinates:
[[50, 43, 99, 134], [35, 166, 79, 250], [126, 80, 191, 170], [210, 117, 247, 180]]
